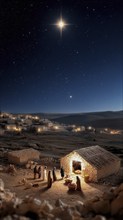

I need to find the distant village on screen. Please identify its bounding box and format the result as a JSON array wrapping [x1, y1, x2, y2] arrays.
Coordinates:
[[0, 111, 122, 136]]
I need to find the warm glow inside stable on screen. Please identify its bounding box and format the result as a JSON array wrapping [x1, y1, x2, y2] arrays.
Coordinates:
[[69, 154, 86, 174]]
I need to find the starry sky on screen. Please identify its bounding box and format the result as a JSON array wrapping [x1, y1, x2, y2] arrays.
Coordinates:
[[0, 0, 122, 113]]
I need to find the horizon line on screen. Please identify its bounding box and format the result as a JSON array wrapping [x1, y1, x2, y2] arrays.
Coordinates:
[[1, 109, 122, 115]]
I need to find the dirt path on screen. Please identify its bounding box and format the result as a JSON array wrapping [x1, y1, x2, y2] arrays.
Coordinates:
[[1, 167, 109, 205]]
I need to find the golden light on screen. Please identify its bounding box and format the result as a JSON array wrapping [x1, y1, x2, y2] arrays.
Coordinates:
[[54, 16, 69, 37], [57, 19, 66, 29], [54, 125, 59, 130], [69, 153, 86, 174], [37, 128, 42, 132], [35, 116, 39, 120], [110, 130, 120, 135], [88, 126, 92, 130], [14, 127, 21, 132]]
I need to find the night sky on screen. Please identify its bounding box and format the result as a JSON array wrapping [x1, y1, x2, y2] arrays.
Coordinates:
[[0, 0, 122, 113]]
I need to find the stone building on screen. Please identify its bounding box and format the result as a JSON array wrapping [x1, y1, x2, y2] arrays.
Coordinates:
[[60, 145, 120, 182], [8, 148, 40, 164]]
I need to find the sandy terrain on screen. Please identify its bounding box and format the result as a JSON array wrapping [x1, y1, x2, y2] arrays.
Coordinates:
[[0, 164, 113, 206], [0, 131, 123, 206]]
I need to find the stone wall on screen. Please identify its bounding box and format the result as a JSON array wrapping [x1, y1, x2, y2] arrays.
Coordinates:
[[84, 163, 97, 182]]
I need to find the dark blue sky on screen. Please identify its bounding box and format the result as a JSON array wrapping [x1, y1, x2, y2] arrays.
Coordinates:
[[0, 0, 122, 113]]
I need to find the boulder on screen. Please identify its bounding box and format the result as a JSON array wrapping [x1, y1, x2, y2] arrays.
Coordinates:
[[111, 195, 123, 215], [118, 183, 123, 192], [55, 199, 68, 208], [93, 215, 107, 220], [0, 190, 15, 202], [75, 201, 90, 216], [16, 197, 42, 215], [102, 191, 114, 201], [7, 148, 40, 164], [6, 164, 17, 174], [92, 200, 110, 215], [0, 179, 4, 192]]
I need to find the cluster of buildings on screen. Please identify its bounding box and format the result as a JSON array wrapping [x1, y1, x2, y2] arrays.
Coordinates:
[[0, 112, 66, 135], [0, 112, 95, 135], [100, 128, 122, 135], [0, 112, 122, 136]]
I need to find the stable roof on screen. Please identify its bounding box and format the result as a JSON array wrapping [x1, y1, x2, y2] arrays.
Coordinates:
[[74, 145, 120, 169]]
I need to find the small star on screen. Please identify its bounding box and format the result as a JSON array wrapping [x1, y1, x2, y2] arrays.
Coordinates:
[[30, 3, 33, 7], [12, 61, 16, 65], [70, 95, 72, 99]]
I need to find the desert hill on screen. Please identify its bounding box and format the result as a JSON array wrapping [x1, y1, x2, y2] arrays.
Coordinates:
[[47, 111, 123, 129], [23, 111, 123, 129]]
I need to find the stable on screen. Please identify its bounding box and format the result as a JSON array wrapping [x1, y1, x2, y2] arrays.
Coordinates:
[[60, 145, 120, 182]]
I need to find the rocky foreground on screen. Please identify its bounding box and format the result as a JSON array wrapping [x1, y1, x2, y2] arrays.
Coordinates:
[[0, 178, 123, 220]]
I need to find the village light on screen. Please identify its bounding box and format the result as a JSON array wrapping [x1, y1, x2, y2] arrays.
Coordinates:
[[35, 116, 39, 120], [110, 130, 120, 135], [14, 127, 20, 132], [37, 128, 41, 132], [54, 126, 59, 130], [88, 126, 92, 130], [72, 125, 76, 128]]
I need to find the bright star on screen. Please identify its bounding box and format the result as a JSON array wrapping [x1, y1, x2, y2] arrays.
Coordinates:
[[54, 14, 70, 37], [51, 13, 71, 37], [70, 95, 72, 99], [57, 19, 66, 29]]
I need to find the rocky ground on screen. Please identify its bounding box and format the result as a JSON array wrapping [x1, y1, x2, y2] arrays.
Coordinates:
[[0, 173, 123, 220], [0, 156, 123, 220], [0, 131, 123, 219]]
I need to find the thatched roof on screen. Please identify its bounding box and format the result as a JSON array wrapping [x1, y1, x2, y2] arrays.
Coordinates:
[[74, 145, 120, 169]]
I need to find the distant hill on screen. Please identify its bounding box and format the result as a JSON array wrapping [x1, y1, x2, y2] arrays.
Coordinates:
[[90, 118, 123, 130], [14, 111, 123, 129], [34, 113, 70, 119], [49, 111, 123, 129]]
